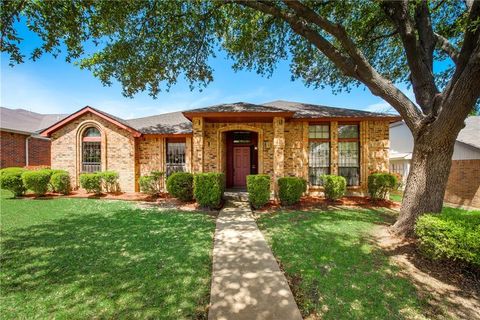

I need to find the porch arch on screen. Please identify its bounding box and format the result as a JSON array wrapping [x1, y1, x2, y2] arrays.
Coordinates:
[[216, 124, 264, 175], [75, 120, 107, 186]]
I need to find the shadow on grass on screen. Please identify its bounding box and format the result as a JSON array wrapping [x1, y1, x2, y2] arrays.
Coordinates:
[[257, 208, 427, 319], [0, 207, 214, 319]]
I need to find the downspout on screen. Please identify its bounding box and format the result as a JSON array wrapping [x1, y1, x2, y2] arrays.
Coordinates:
[[25, 136, 31, 167]]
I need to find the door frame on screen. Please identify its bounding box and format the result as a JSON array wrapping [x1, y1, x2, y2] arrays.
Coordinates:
[[224, 130, 259, 188]]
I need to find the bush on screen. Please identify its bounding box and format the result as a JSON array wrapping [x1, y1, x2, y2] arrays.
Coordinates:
[[139, 171, 164, 195], [321, 175, 347, 201], [167, 172, 194, 201], [415, 209, 480, 267], [278, 177, 305, 206], [50, 171, 71, 195], [194, 173, 225, 209], [100, 171, 120, 193], [0, 167, 27, 197], [21, 170, 51, 196], [247, 174, 271, 209], [368, 172, 398, 200], [80, 173, 102, 194]]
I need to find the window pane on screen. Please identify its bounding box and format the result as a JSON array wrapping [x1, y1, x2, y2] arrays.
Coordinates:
[[309, 125, 329, 139], [82, 141, 101, 172], [338, 124, 358, 139], [233, 132, 251, 144], [166, 142, 186, 176], [338, 141, 359, 185], [308, 141, 330, 185], [83, 127, 101, 137]]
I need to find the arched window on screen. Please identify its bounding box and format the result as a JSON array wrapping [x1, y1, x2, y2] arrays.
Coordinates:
[[82, 127, 101, 172]]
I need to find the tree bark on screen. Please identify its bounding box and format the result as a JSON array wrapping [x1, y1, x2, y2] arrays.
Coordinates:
[[391, 122, 459, 237]]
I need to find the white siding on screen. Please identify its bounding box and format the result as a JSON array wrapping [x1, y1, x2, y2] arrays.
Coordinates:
[[452, 142, 480, 160]]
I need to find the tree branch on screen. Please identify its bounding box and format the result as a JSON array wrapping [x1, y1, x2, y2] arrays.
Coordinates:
[[382, 0, 439, 114], [434, 32, 459, 63], [231, 0, 423, 132]]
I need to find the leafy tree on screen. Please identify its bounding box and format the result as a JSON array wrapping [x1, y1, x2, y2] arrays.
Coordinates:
[[2, 0, 479, 236]]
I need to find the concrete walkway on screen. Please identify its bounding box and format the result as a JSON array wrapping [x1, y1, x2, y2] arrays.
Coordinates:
[[208, 193, 303, 320]]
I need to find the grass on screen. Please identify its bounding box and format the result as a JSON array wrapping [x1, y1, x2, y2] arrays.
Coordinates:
[[257, 207, 428, 319], [0, 190, 216, 319], [389, 190, 404, 202]]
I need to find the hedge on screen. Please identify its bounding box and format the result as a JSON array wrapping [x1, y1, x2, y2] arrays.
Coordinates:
[[167, 172, 194, 201], [21, 169, 52, 196], [415, 209, 480, 267], [0, 167, 27, 197], [100, 171, 120, 193], [278, 177, 305, 206], [246, 174, 271, 209], [368, 172, 398, 200], [50, 171, 71, 195], [321, 175, 346, 201], [139, 171, 164, 195], [194, 173, 225, 209], [80, 173, 102, 194]]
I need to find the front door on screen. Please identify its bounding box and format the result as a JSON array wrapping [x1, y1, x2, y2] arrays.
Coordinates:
[[233, 146, 250, 187]]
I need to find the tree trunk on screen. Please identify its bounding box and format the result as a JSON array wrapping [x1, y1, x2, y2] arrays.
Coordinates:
[[391, 129, 458, 237]]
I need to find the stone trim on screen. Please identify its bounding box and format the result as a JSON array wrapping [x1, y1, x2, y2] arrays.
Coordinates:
[[215, 124, 265, 174], [192, 117, 204, 173]]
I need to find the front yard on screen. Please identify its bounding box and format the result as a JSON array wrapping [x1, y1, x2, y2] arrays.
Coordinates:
[[0, 190, 216, 319], [257, 208, 431, 319]]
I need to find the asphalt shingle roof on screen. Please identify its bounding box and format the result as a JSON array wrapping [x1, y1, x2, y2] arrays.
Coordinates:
[[126, 111, 192, 134], [0, 107, 67, 135]]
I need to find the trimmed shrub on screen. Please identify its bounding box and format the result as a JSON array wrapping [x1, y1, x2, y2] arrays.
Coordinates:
[[100, 171, 120, 193], [48, 169, 68, 192], [415, 209, 480, 267], [368, 172, 398, 200], [278, 177, 305, 206], [139, 171, 164, 195], [80, 173, 102, 194], [167, 172, 194, 201], [21, 170, 51, 196], [50, 171, 71, 195], [247, 174, 271, 209], [194, 173, 225, 209], [0, 167, 27, 197], [321, 175, 347, 201]]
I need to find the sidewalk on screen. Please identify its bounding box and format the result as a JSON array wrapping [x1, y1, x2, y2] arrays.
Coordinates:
[[208, 196, 303, 320]]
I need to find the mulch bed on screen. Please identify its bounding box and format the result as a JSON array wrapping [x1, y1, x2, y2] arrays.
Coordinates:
[[256, 195, 400, 213]]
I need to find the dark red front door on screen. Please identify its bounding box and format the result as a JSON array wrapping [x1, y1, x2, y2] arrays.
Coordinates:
[[233, 147, 250, 187]]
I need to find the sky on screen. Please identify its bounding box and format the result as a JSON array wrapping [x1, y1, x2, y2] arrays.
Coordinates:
[[1, 19, 407, 120]]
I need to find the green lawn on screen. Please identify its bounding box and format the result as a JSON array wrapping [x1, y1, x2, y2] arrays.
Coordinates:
[[257, 208, 428, 319], [389, 191, 404, 202], [0, 190, 215, 319]]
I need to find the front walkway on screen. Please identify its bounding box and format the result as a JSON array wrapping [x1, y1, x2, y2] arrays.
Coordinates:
[[209, 193, 302, 320]]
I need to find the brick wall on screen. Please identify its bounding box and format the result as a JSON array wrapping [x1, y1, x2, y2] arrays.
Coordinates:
[[50, 113, 136, 192], [0, 130, 27, 168], [444, 159, 480, 208], [0, 130, 51, 168]]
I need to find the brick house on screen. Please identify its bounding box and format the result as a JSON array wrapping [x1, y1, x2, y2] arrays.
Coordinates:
[[40, 101, 399, 194], [0, 107, 66, 168], [390, 117, 480, 208]]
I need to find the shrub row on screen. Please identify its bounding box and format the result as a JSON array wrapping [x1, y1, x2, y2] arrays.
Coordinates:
[[140, 171, 225, 209], [415, 209, 480, 267], [0, 167, 71, 197], [79, 171, 120, 194], [278, 177, 306, 206]]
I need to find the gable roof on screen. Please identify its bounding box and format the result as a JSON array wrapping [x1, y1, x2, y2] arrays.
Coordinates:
[[0, 107, 67, 135], [41, 100, 400, 137], [41, 106, 142, 137]]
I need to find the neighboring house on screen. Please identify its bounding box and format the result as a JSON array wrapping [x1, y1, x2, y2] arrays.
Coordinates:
[[0, 107, 66, 168], [40, 100, 399, 193], [390, 117, 480, 208]]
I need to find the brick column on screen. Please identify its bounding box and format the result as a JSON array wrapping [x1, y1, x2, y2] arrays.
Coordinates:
[[273, 117, 285, 195], [192, 117, 204, 173], [330, 121, 338, 175]]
